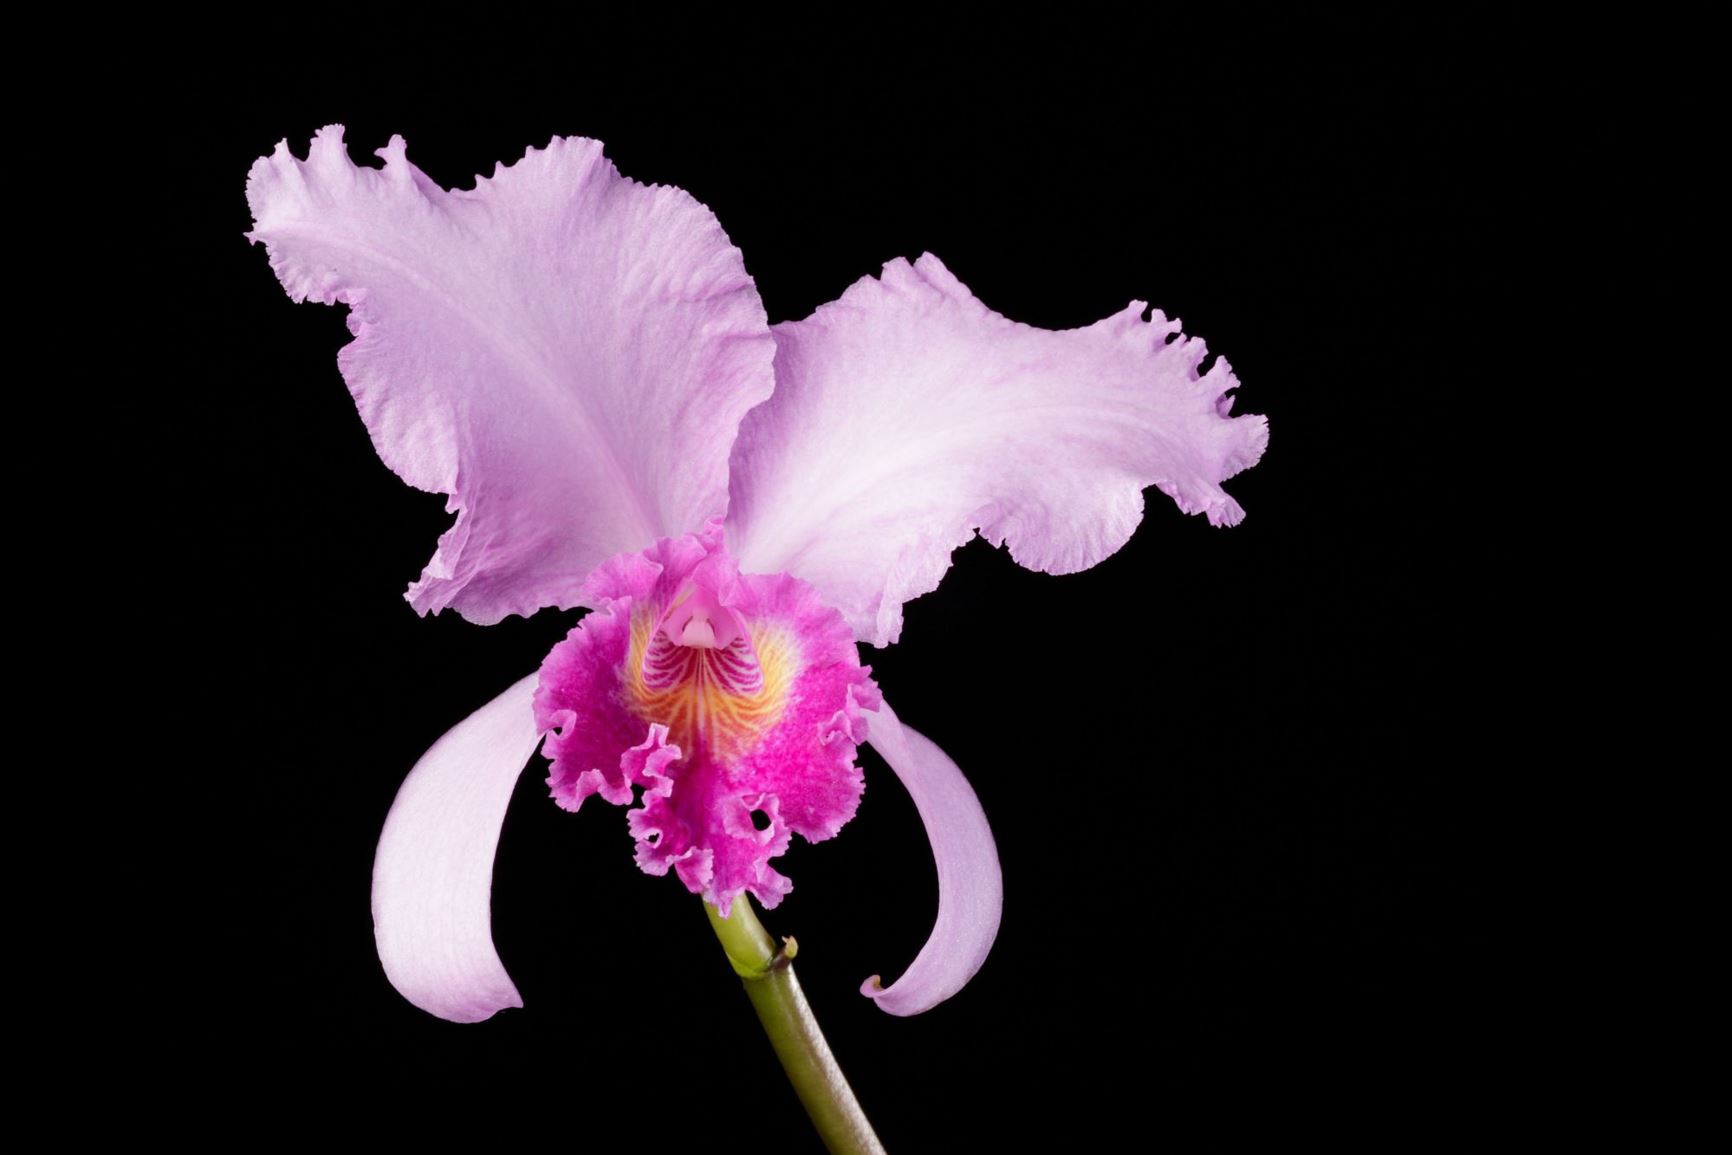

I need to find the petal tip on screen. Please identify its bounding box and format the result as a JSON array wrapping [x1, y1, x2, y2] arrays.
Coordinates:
[[1208, 496, 1248, 527]]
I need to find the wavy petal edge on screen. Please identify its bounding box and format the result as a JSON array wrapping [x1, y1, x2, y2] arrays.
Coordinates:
[[728, 252, 1268, 646], [248, 126, 775, 624]]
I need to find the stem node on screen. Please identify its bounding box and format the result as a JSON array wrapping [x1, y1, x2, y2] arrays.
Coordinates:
[[704, 900, 886, 1155]]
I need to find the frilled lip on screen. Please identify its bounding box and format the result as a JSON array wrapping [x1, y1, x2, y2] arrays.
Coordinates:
[[533, 531, 880, 918]]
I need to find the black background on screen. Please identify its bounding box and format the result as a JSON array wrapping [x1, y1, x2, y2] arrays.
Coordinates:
[[144, 11, 1510, 1148]]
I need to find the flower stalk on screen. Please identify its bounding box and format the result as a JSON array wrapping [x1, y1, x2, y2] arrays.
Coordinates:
[[706, 900, 887, 1155]]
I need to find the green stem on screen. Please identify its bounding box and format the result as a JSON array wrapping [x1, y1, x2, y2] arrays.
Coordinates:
[[706, 899, 887, 1155]]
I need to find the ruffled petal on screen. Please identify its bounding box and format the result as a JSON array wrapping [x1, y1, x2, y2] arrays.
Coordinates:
[[859, 701, 1002, 1016], [371, 674, 541, 1023], [727, 253, 1268, 645], [248, 127, 775, 624]]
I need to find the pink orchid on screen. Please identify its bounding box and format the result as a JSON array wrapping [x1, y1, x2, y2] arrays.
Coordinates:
[[246, 125, 1268, 1026]]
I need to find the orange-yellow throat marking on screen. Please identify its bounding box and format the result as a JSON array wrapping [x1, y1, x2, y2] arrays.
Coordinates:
[[624, 608, 794, 762]]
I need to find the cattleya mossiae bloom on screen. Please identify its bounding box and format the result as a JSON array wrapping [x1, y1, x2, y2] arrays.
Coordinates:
[[247, 126, 1267, 1025]]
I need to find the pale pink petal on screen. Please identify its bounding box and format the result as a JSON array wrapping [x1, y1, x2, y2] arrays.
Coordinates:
[[859, 701, 1002, 1016], [248, 127, 774, 624], [727, 254, 1269, 645], [371, 674, 541, 1023], [535, 531, 879, 915]]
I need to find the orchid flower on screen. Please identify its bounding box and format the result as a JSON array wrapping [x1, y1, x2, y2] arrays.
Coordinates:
[[247, 126, 1267, 1038]]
